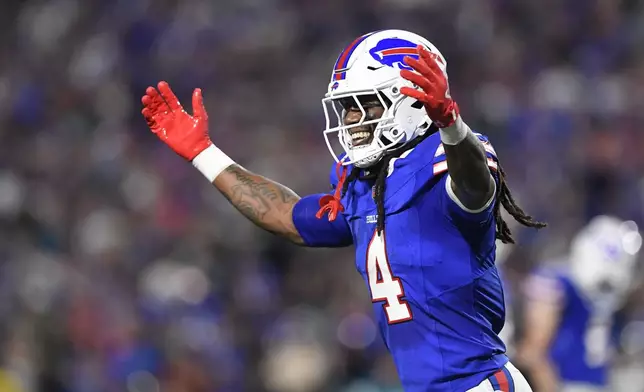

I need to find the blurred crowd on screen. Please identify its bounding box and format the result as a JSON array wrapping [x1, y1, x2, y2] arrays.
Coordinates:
[[1, 0, 644, 391]]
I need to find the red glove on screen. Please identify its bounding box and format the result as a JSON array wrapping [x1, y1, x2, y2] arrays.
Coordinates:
[[141, 81, 212, 161], [399, 45, 460, 128]]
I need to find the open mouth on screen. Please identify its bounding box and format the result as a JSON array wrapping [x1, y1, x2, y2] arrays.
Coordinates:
[[349, 129, 374, 147]]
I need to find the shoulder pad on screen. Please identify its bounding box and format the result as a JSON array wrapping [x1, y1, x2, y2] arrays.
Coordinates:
[[432, 132, 499, 175]]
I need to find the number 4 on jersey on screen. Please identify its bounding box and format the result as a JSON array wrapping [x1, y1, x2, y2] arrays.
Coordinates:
[[366, 231, 413, 324]]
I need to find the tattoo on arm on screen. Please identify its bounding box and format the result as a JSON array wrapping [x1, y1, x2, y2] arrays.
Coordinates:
[[214, 164, 304, 244]]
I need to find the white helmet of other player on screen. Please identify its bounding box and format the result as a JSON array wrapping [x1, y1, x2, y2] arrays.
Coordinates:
[[569, 215, 642, 300], [322, 29, 446, 168]]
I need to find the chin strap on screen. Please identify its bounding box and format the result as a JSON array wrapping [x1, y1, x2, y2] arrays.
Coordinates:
[[316, 161, 348, 221]]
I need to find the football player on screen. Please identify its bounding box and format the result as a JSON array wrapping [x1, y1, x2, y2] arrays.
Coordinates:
[[141, 29, 545, 391], [517, 216, 641, 392]]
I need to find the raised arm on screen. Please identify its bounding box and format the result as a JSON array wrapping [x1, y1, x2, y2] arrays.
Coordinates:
[[440, 120, 495, 210], [142, 82, 355, 247], [141, 81, 304, 244], [401, 46, 494, 211], [213, 164, 302, 243]]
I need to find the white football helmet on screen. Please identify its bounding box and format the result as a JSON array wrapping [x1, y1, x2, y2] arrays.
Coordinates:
[[569, 215, 642, 301], [322, 29, 447, 168]]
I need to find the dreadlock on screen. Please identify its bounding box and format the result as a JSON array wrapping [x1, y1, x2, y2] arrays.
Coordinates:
[[337, 128, 546, 242], [493, 164, 547, 244]]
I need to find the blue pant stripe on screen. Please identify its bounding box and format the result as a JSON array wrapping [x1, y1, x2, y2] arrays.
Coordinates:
[[502, 366, 515, 392]]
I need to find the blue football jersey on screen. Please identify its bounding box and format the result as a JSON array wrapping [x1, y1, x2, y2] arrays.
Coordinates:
[[498, 269, 516, 354], [524, 265, 618, 386], [293, 132, 508, 391]]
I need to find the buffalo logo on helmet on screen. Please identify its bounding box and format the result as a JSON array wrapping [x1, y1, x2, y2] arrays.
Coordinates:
[[369, 38, 421, 70]]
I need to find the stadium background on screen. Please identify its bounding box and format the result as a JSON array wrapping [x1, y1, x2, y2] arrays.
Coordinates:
[[1, 0, 644, 390]]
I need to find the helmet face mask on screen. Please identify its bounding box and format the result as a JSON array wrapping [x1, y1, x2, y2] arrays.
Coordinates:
[[323, 83, 417, 168], [322, 30, 445, 168]]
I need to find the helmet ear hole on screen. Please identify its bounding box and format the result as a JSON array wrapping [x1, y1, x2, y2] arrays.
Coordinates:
[[418, 121, 430, 133], [411, 100, 424, 109], [381, 126, 405, 146]]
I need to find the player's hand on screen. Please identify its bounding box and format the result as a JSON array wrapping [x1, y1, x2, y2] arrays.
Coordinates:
[[399, 45, 460, 128], [141, 81, 212, 161]]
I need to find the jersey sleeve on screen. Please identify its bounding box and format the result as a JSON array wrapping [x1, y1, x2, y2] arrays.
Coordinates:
[[433, 132, 499, 224], [292, 160, 353, 248], [292, 194, 353, 248]]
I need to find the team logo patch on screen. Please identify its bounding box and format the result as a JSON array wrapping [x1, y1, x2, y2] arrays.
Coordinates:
[[369, 38, 419, 70], [331, 81, 339, 91]]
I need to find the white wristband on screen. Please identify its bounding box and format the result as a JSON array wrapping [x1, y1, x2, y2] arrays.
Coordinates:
[[191, 144, 235, 182], [439, 115, 471, 145]]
